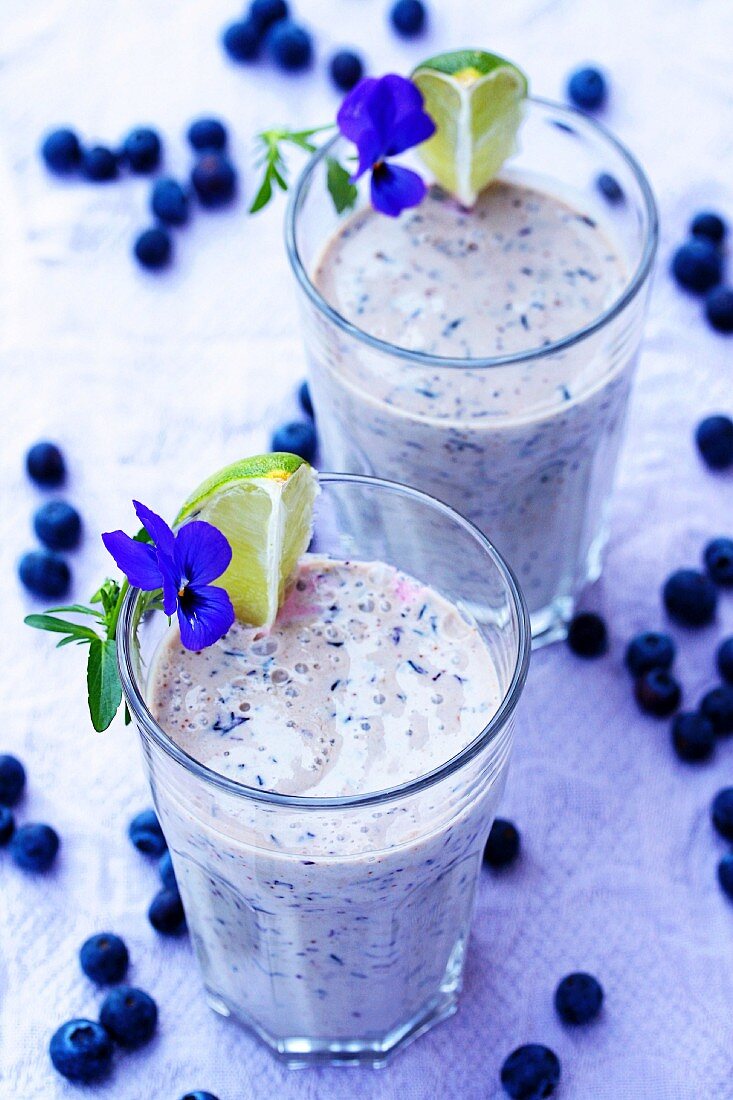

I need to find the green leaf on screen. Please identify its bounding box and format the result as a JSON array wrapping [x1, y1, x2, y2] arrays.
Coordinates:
[[46, 603, 104, 619], [249, 173, 274, 214], [24, 614, 99, 643], [87, 638, 123, 732], [124, 704, 132, 726], [326, 157, 358, 214]]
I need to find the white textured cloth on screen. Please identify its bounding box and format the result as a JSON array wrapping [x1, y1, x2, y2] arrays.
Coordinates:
[[2, 1, 733, 1097]]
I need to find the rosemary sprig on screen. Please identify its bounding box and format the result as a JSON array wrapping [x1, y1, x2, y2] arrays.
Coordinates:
[[249, 124, 357, 215]]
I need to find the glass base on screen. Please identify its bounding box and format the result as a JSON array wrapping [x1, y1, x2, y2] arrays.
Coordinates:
[[529, 596, 573, 649]]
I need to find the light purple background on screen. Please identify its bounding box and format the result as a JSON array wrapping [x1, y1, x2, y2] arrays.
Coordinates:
[[2, 1, 733, 1097]]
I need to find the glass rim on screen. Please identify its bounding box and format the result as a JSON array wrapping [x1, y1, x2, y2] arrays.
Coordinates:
[[284, 95, 659, 370], [118, 471, 531, 811]]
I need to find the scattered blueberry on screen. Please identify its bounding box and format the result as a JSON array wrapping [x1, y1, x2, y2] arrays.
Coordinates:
[[566, 611, 607, 658], [483, 818, 521, 869], [634, 668, 682, 718], [26, 440, 65, 487], [624, 631, 675, 677], [187, 118, 228, 152], [133, 227, 173, 271], [179, 1093, 220, 1100], [250, 0, 289, 33], [271, 420, 317, 463], [0, 806, 15, 845], [554, 972, 603, 1025], [700, 685, 733, 735], [500, 1043, 561, 1100], [671, 239, 722, 294], [705, 287, 733, 334], [148, 887, 186, 935], [222, 19, 261, 62], [80, 933, 130, 985], [121, 127, 162, 173], [711, 788, 733, 841], [151, 178, 189, 227], [269, 21, 313, 71], [10, 822, 59, 872], [191, 154, 237, 208], [0, 754, 26, 807], [81, 145, 119, 183], [596, 172, 624, 204], [18, 550, 71, 599], [329, 49, 365, 92], [128, 809, 167, 856], [717, 852, 733, 901], [704, 537, 733, 586], [298, 380, 314, 419], [159, 850, 177, 891], [671, 711, 715, 763], [696, 415, 733, 470], [390, 0, 427, 37], [99, 986, 158, 1049], [49, 1019, 113, 1083], [717, 637, 733, 683], [566, 66, 607, 111], [662, 568, 717, 627], [690, 211, 726, 246], [33, 501, 81, 551], [41, 128, 82, 175]]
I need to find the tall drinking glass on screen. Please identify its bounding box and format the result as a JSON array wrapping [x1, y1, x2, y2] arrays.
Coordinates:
[[286, 99, 658, 644], [119, 474, 529, 1066]]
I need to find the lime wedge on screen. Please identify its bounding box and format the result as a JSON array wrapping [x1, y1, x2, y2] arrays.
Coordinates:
[[412, 49, 529, 207], [175, 453, 318, 628]]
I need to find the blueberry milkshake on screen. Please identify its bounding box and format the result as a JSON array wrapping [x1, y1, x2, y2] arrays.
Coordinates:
[[148, 556, 511, 1054]]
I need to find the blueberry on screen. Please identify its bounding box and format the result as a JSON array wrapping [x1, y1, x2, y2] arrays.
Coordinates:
[[187, 118, 228, 152], [0, 754, 26, 807], [222, 19, 261, 62], [49, 1019, 113, 1083], [500, 1044, 561, 1099], [712, 788, 733, 841], [596, 172, 624, 204], [41, 128, 82, 175], [271, 420, 317, 463], [99, 986, 158, 1049], [662, 568, 717, 627], [128, 809, 167, 855], [671, 239, 722, 294], [566, 611, 607, 658], [11, 822, 59, 872], [179, 1093, 220, 1100], [0, 806, 15, 845], [159, 850, 177, 891], [696, 415, 733, 470], [151, 178, 189, 227], [566, 66, 607, 111], [122, 127, 162, 173], [298, 380, 314, 419], [554, 972, 603, 1025], [133, 227, 173, 271], [690, 211, 726, 246], [19, 550, 71, 599], [717, 852, 733, 901], [191, 154, 237, 208], [33, 501, 81, 551], [671, 711, 715, 762], [148, 887, 186, 935], [624, 631, 675, 677], [705, 287, 733, 334], [704, 537, 733, 586], [80, 933, 129, 985], [26, 440, 65, 486], [81, 145, 119, 182], [483, 818, 520, 869], [634, 668, 682, 718], [329, 50, 365, 92], [250, 0, 288, 32], [269, 22, 313, 72], [717, 637, 733, 683], [390, 0, 427, 37], [700, 685, 733, 735]]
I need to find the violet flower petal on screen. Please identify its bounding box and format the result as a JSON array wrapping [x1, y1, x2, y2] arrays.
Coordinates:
[[177, 584, 235, 651], [132, 501, 175, 560], [380, 73, 425, 118], [174, 521, 232, 587], [101, 531, 163, 591], [370, 162, 427, 217], [336, 78, 380, 143], [384, 108, 436, 157]]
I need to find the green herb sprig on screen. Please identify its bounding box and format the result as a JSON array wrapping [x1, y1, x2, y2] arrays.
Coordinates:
[[249, 125, 357, 215]]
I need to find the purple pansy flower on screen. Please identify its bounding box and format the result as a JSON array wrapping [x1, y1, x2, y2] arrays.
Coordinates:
[[337, 73, 436, 217], [103, 501, 235, 651]]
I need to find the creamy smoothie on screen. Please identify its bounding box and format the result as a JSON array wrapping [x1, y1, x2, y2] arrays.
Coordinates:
[[306, 179, 636, 634], [147, 556, 510, 1053]]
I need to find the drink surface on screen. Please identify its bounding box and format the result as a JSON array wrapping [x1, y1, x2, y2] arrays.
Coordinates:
[[150, 556, 499, 798]]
